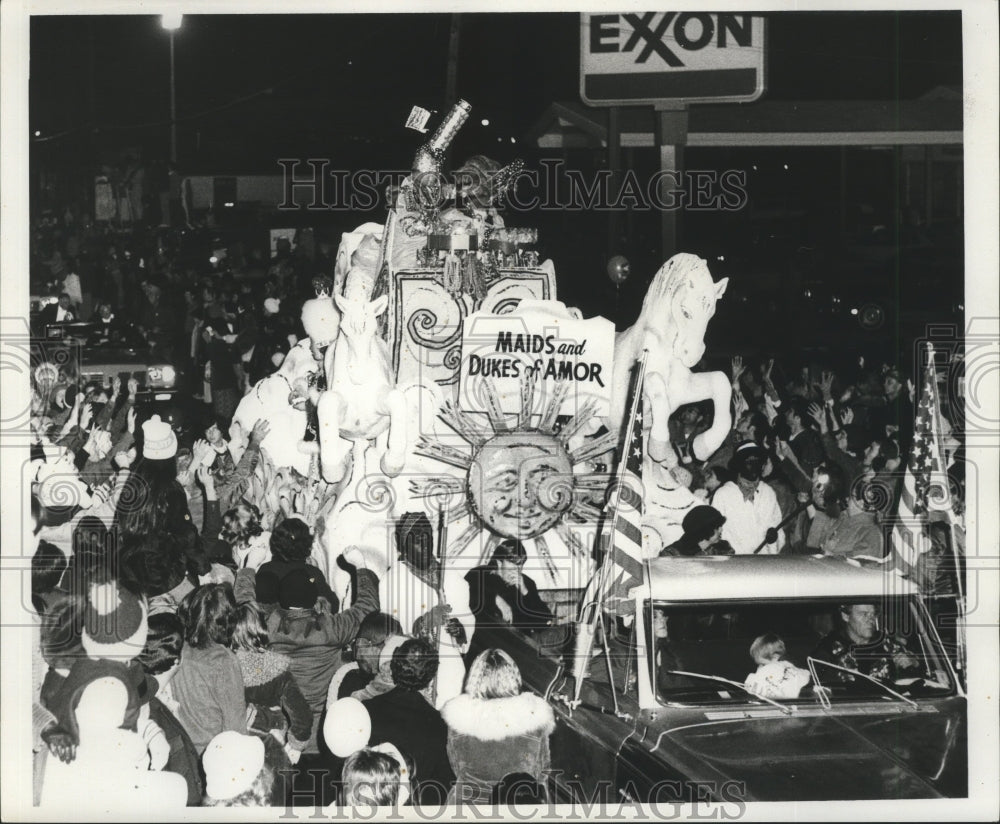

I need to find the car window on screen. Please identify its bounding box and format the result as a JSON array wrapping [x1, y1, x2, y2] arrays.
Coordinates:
[[647, 596, 956, 706]]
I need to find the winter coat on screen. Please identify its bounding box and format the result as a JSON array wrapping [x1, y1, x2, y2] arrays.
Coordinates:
[[171, 643, 247, 753], [146, 696, 203, 806], [40, 657, 154, 745], [236, 648, 313, 748], [440, 692, 555, 804], [266, 568, 379, 750], [364, 687, 455, 805]]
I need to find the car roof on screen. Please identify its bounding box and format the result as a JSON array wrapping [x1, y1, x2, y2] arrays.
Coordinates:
[[641, 555, 917, 602]]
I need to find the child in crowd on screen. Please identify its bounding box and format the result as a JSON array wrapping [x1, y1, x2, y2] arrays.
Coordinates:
[[221, 501, 272, 571], [340, 746, 406, 808]]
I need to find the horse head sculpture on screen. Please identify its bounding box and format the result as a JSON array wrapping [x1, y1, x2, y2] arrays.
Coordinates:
[[639, 253, 728, 369]]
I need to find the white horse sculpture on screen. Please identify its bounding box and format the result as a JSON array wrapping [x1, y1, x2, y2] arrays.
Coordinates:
[[230, 339, 320, 478], [608, 253, 732, 551], [315, 293, 408, 484]]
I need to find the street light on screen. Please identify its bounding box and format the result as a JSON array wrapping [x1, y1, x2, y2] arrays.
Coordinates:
[[160, 13, 183, 163]]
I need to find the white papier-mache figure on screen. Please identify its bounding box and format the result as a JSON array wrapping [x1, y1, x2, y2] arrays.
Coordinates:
[[229, 297, 338, 478], [608, 253, 732, 553], [334, 223, 384, 297], [314, 292, 408, 484]]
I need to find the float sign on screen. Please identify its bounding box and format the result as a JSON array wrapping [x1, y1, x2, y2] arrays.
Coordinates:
[[581, 12, 766, 106], [459, 302, 615, 419]]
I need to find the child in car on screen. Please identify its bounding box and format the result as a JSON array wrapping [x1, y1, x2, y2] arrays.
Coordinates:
[[744, 633, 811, 699]]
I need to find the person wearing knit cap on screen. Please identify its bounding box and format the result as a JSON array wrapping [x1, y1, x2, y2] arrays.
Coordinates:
[[266, 548, 381, 755], [142, 415, 178, 460], [660, 505, 734, 557], [39, 582, 156, 760]]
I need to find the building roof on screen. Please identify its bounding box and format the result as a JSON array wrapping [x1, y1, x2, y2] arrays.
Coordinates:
[[527, 91, 963, 148], [641, 555, 917, 602]]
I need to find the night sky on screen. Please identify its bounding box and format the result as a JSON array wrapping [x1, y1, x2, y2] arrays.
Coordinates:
[[30, 11, 963, 171]]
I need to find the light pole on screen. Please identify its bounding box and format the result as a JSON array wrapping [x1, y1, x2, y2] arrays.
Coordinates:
[[160, 12, 183, 164]]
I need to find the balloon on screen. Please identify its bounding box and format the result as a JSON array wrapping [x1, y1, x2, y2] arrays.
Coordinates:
[[323, 697, 371, 757], [607, 255, 630, 284]]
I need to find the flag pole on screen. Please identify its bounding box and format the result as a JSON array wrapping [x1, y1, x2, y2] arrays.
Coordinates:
[[572, 351, 649, 704], [927, 343, 967, 679]]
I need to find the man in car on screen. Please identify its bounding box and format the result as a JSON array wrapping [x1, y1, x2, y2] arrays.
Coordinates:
[[811, 603, 920, 685], [38, 293, 76, 326]]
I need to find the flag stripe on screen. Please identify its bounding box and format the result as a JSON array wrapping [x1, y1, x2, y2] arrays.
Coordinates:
[[592, 357, 649, 615], [615, 516, 644, 548], [889, 344, 956, 585]]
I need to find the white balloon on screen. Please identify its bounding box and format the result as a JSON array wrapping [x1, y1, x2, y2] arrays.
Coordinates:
[[323, 697, 371, 757]]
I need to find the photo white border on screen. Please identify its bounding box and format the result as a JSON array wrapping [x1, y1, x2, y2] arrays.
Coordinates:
[[2, 0, 997, 821]]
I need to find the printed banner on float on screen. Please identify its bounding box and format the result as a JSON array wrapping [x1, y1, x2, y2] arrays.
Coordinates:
[[458, 301, 615, 420]]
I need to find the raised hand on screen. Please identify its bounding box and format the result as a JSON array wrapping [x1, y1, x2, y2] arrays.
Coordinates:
[[762, 358, 774, 382], [730, 355, 746, 384], [127, 377, 139, 398], [191, 438, 213, 468], [818, 370, 835, 401], [79, 402, 94, 431], [110, 376, 122, 397], [807, 402, 827, 432], [250, 418, 271, 444], [840, 407, 855, 425], [196, 465, 216, 499]]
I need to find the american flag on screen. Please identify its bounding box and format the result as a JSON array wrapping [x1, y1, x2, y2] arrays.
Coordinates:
[[889, 343, 955, 577], [591, 354, 648, 616]]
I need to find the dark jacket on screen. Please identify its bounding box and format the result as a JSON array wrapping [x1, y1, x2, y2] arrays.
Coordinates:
[[236, 648, 313, 748], [256, 559, 337, 606], [364, 687, 455, 806], [147, 696, 203, 806], [266, 569, 380, 712], [40, 657, 153, 745], [465, 566, 553, 631], [660, 535, 735, 557], [440, 692, 555, 804]]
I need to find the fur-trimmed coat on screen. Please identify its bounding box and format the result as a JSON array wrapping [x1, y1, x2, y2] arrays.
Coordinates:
[[440, 692, 555, 804]]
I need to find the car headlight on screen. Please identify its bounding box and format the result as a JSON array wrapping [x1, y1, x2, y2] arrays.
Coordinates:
[[147, 367, 162, 382], [161, 366, 176, 387]]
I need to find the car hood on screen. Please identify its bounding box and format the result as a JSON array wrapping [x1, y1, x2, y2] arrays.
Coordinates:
[[652, 700, 966, 801]]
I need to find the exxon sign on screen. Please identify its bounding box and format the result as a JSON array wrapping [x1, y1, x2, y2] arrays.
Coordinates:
[[580, 12, 766, 106]]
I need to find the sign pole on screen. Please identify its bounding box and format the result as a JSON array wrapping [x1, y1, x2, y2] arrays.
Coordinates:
[[608, 106, 622, 257], [656, 103, 689, 261]]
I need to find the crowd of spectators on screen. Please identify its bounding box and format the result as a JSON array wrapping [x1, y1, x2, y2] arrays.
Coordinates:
[[26, 203, 966, 811]]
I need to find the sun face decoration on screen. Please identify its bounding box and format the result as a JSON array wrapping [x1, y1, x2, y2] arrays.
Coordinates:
[[409, 373, 617, 587]]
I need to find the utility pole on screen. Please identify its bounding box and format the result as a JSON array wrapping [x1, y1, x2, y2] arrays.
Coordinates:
[[445, 14, 461, 108]]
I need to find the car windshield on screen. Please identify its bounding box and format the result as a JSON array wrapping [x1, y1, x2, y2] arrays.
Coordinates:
[[648, 596, 957, 706]]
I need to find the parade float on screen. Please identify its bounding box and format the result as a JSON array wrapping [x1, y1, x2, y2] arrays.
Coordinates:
[[233, 99, 734, 644]]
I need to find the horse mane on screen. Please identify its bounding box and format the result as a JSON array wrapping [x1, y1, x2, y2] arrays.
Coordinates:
[[637, 252, 710, 324]]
